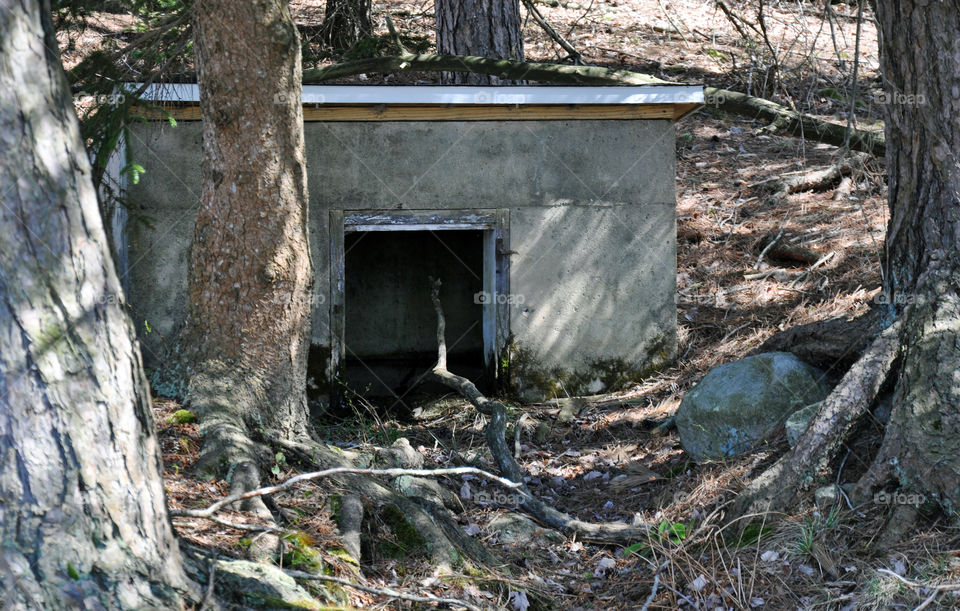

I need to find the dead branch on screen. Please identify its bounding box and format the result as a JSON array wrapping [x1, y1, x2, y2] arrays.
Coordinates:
[[765, 152, 870, 198], [520, 0, 582, 61], [169, 465, 522, 521], [426, 278, 650, 544], [301, 53, 886, 156], [755, 232, 821, 265], [283, 570, 483, 611]]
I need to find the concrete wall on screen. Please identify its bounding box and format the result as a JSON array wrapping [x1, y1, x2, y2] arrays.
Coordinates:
[[124, 118, 677, 398]]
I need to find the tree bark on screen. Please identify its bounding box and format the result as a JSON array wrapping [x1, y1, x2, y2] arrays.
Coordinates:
[[734, 0, 960, 523], [0, 2, 196, 607], [435, 0, 524, 84], [319, 0, 372, 50], [857, 0, 960, 511], [163, 0, 313, 491]]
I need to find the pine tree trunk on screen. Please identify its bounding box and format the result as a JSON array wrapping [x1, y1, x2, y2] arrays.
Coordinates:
[[435, 0, 524, 84], [320, 0, 372, 50], [729, 1, 960, 522], [168, 0, 313, 479], [0, 2, 195, 607], [862, 0, 960, 508]]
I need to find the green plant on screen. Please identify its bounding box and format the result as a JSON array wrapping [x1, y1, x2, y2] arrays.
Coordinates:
[[281, 531, 323, 573], [271, 451, 287, 476], [167, 409, 196, 424], [624, 520, 688, 557], [794, 506, 841, 556], [665, 461, 693, 479], [731, 522, 774, 548], [657, 520, 688, 544]]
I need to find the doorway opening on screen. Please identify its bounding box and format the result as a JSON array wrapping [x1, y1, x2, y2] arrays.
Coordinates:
[[343, 230, 485, 409], [325, 210, 509, 414]]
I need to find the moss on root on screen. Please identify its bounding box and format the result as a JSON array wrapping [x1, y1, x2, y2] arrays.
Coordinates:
[[378, 503, 427, 558]]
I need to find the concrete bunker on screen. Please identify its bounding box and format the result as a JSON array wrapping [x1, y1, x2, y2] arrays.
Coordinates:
[[116, 84, 703, 405]]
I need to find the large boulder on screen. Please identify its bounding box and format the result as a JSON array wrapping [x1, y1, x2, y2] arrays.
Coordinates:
[[676, 352, 830, 461]]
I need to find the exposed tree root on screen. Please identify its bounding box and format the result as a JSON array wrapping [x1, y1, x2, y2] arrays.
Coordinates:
[[852, 262, 960, 512], [731, 318, 902, 520], [427, 279, 650, 544], [184, 361, 285, 560], [283, 570, 482, 611], [266, 436, 504, 572], [750, 307, 886, 371]]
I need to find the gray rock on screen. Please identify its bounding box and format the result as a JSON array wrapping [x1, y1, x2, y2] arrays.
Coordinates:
[[557, 397, 588, 423], [785, 401, 823, 447], [214, 559, 327, 609], [374, 437, 423, 469], [488, 512, 564, 545], [675, 352, 830, 461], [815, 484, 842, 508]]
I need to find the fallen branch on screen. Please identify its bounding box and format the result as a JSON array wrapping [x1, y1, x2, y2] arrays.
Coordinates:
[[426, 278, 650, 544], [756, 231, 822, 266], [169, 465, 521, 520], [301, 52, 885, 156], [303, 51, 663, 85], [520, 0, 582, 61], [284, 570, 483, 611], [876, 568, 960, 592], [764, 152, 870, 198]]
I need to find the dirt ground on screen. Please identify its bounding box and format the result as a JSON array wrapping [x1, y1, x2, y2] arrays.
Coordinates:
[[60, 0, 960, 608]]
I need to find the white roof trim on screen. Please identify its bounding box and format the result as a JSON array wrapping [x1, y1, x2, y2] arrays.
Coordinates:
[[135, 83, 703, 105]]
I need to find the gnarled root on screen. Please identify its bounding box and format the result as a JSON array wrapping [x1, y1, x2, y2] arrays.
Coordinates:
[[267, 435, 502, 572], [186, 361, 281, 558], [730, 318, 902, 521], [750, 307, 886, 371]]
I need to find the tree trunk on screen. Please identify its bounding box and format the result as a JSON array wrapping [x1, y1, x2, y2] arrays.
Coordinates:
[[435, 0, 524, 84], [858, 0, 960, 508], [320, 0, 372, 50], [165, 0, 313, 491], [733, 0, 960, 522], [0, 2, 195, 607]]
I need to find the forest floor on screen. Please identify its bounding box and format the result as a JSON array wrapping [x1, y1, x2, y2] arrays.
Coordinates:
[[61, 0, 960, 608]]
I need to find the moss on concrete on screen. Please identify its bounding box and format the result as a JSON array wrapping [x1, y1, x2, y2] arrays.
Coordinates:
[[502, 333, 675, 401]]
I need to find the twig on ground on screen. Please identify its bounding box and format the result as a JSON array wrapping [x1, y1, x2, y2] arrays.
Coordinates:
[[640, 560, 670, 611], [170, 465, 522, 520], [844, 0, 865, 147], [199, 558, 217, 611], [876, 569, 960, 592], [755, 229, 783, 269]]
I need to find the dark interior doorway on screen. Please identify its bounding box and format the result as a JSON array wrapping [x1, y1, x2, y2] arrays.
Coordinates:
[[342, 229, 486, 411]]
